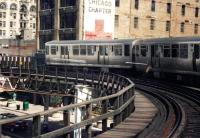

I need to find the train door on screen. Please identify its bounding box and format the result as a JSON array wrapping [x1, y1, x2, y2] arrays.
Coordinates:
[[60, 46, 69, 59], [193, 44, 199, 72], [150, 44, 160, 68], [99, 45, 109, 65]]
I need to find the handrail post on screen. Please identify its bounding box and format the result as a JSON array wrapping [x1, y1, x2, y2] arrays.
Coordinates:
[[125, 90, 130, 119], [119, 95, 123, 122], [102, 99, 108, 132], [32, 115, 41, 137], [131, 87, 135, 113], [86, 103, 92, 138], [63, 96, 70, 138], [113, 96, 119, 126], [0, 125, 2, 138]]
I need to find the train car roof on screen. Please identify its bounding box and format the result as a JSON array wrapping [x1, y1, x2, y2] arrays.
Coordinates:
[[137, 36, 200, 44], [45, 39, 135, 45]]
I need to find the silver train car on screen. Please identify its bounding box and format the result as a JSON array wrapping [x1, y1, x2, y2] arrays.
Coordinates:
[[134, 37, 200, 77], [45, 39, 135, 69]]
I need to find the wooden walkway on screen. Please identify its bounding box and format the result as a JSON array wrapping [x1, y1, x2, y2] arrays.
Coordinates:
[[96, 91, 157, 138]]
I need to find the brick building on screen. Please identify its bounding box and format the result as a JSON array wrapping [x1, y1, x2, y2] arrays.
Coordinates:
[[37, 0, 200, 50]]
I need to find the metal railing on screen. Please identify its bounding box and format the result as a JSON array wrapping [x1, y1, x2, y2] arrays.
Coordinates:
[[0, 57, 135, 138]]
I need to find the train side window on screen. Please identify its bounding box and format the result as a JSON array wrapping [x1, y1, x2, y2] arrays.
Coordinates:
[[124, 44, 130, 56], [46, 46, 49, 55], [141, 45, 147, 57], [94, 46, 96, 52], [99, 46, 108, 55], [172, 44, 179, 58], [65, 47, 68, 55], [73, 45, 79, 55], [151, 45, 155, 57], [136, 45, 139, 57], [114, 45, 122, 56], [87, 45, 95, 55], [105, 46, 108, 56], [164, 45, 170, 57], [180, 44, 188, 58], [194, 44, 200, 59], [61, 46, 65, 55], [51, 46, 57, 55], [80, 45, 86, 55], [99, 46, 104, 55]]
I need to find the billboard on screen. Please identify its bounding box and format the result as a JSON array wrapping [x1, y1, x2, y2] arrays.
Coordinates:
[[84, 0, 115, 40]]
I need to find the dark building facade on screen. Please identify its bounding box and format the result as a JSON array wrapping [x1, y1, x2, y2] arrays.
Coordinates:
[[37, 0, 78, 50], [37, 0, 200, 50]]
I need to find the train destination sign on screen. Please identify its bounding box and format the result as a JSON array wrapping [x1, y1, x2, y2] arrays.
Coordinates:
[[84, 0, 115, 40]]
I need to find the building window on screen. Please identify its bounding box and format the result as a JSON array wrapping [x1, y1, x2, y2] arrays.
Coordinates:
[[194, 24, 198, 34], [195, 7, 199, 17], [181, 5, 185, 16], [166, 21, 170, 31], [115, 15, 119, 27], [60, 0, 76, 7], [30, 6, 36, 12], [115, 0, 120, 7], [0, 2, 6, 10], [10, 3, 17, 10], [10, 22, 13, 27], [59, 32, 76, 40], [135, 0, 139, 9], [0, 12, 6, 18], [40, 14, 54, 30], [60, 12, 76, 28], [11, 13, 16, 19], [150, 19, 155, 30], [3, 30, 5, 36], [20, 5, 27, 13], [167, 3, 171, 14], [0, 21, 6, 27], [40, 0, 54, 10], [151, 0, 155, 12], [134, 17, 138, 28], [180, 22, 185, 33], [33, 23, 36, 29]]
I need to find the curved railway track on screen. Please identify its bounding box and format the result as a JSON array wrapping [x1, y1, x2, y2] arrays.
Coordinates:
[[134, 78, 200, 138]]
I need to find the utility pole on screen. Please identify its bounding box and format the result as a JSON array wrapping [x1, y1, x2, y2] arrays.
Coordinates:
[[16, 34, 23, 56]]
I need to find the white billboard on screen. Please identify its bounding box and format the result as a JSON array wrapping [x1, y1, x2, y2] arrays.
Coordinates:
[[84, 0, 115, 40]]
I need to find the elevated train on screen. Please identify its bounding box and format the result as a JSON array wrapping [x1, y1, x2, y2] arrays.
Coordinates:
[[44, 37, 200, 78], [134, 37, 200, 78], [45, 39, 134, 69]]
